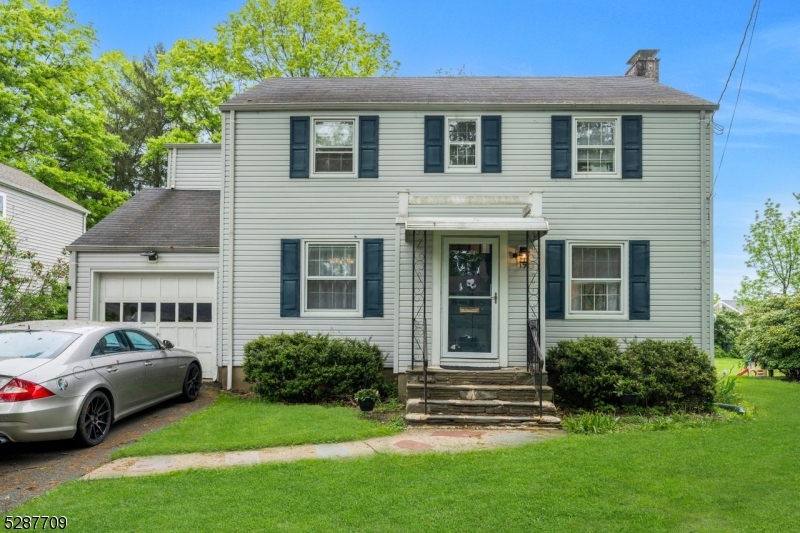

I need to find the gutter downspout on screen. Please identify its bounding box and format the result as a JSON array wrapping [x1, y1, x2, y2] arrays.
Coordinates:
[[216, 114, 226, 385], [700, 110, 710, 358], [68, 251, 77, 320], [227, 110, 236, 390]]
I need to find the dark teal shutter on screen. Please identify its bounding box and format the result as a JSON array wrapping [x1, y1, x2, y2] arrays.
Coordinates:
[[359, 116, 379, 178], [481, 115, 501, 173], [551, 116, 571, 179], [290, 117, 309, 178], [363, 239, 383, 317], [621, 115, 643, 179], [424, 116, 444, 173], [280, 239, 301, 317], [629, 240, 650, 320], [545, 240, 565, 319]]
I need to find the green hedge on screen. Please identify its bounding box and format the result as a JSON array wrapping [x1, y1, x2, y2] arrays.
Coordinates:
[[242, 332, 388, 403], [547, 337, 716, 412]]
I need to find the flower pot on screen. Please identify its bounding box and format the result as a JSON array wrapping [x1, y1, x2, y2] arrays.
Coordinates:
[[620, 393, 639, 406], [358, 399, 376, 412]]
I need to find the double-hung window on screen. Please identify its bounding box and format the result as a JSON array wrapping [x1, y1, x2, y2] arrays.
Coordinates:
[[0, 193, 5, 218], [446, 118, 480, 171], [574, 118, 619, 175], [569, 244, 624, 315], [304, 242, 359, 315], [313, 119, 356, 175]]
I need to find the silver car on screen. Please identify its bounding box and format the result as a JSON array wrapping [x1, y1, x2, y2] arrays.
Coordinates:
[[0, 321, 202, 446]]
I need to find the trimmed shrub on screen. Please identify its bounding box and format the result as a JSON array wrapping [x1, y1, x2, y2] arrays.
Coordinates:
[[625, 338, 717, 412], [547, 337, 629, 409], [547, 337, 717, 412], [242, 332, 387, 403]]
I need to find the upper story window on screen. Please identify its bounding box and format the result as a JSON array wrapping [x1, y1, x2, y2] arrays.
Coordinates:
[[0, 193, 5, 218], [304, 242, 360, 316], [446, 118, 480, 171], [313, 119, 356, 175], [574, 118, 619, 175], [569, 243, 625, 316]]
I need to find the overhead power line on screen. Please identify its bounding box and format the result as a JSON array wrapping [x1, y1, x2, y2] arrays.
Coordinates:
[[712, 0, 761, 197]]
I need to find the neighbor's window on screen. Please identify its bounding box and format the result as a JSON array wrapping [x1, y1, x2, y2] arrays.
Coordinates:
[[305, 243, 358, 313], [0, 194, 5, 218], [314, 119, 355, 174], [575, 118, 617, 173], [570, 245, 624, 313], [447, 118, 479, 169]]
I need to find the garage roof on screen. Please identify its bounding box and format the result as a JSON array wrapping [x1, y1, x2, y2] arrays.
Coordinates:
[[68, 189, 219, 251]]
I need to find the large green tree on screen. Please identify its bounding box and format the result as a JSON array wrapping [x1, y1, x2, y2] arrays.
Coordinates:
[[155, 0, 399, 148], [105, 44, 172, 192], [0, 0, 127, 225], [736, 195, 800, 305], [738, 294, 800, 381]]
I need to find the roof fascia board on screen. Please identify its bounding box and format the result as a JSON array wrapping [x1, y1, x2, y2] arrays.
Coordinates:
[[163, 143, 222, 149], [0, 180, 89, 215], [219, 102, 719, 112], [66, 245, 219, 253]]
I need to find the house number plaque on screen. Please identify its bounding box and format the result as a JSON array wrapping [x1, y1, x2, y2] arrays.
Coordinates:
[[459, 307, 480, 314]]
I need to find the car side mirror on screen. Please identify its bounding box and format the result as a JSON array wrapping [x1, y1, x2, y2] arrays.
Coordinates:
[[163, 340, 174, 350]]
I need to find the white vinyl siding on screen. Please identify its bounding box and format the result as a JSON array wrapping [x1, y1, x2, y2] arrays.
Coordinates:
[[222, 109, 712, 370], [170, 145, 221, 190], [0, 184, 84, 269]]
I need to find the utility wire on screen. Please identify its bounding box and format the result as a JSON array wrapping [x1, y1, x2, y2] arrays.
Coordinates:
[[711, 0, 761, 197], [717, 0, 759, 105]]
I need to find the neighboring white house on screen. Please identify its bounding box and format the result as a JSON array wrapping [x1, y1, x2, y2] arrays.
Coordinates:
[[0, 162, 87, 270], [68, 51, 717, 410], [714, 299, 744, 313]]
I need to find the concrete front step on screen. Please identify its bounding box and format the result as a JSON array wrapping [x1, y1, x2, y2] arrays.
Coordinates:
[[406, 383, 554, 403], [406, 366, 548, 386], [406, 398, 557, 417], [405, 412, 562, 427]]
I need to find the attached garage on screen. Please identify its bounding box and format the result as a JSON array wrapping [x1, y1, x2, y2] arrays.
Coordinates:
[[68, 189, 220, 380], [98, 273, 216, 378]]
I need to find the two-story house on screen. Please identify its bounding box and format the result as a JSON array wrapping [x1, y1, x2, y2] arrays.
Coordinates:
[[69, 50, 717, 424]]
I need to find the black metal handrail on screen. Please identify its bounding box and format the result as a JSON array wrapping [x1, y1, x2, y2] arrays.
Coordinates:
[[527, 319, 544, 418]]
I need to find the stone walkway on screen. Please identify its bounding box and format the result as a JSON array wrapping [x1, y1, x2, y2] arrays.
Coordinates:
[[84, 428, 564, 480]]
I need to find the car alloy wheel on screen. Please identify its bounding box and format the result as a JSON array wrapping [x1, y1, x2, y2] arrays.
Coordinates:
[[77, 391, 112, 446], [182, 364, 202, 402]]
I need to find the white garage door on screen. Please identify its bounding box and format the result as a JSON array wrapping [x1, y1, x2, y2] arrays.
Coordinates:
[[98, 273, 216, 379]]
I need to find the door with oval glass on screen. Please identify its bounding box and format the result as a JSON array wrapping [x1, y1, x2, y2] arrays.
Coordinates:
[[441, 237, 499, 362]]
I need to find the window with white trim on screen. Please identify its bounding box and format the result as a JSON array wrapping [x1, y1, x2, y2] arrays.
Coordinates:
[[569, 244, 624, 314], [304, 242, 359, 314], [446, 118, 480, 170], [574, 117, 619, 174], [0, 193, 5, 218], [313, 119, 356, 175]]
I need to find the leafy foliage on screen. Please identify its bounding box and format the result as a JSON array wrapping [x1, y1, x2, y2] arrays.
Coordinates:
[[0, 0, 128, 225], [548, 337, 717, 412], [0, 219, 68, 324], [737, 195, 800, 304], [242, 332, 389, 403], [714, 308, 745, 355], [104, 44, 173, 192], [546, 337, 628, 409], [156, 0, 399, 148], [625, 338, 717, 412], [739, 294, 800, 380]]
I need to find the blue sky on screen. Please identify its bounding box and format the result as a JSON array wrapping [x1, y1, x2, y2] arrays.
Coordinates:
[[70, 0, 800, 299]]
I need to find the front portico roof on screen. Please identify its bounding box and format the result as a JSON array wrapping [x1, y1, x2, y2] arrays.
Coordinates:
[[397, 191, 549, 234]]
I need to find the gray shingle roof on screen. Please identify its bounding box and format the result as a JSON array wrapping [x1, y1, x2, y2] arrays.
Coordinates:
[[69, 189, 219, 249], [0, 163, 89, 214], [222, 76, 717, 109]]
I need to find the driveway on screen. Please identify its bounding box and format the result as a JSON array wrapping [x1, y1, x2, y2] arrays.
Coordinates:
[[1, 383, 218, 512]]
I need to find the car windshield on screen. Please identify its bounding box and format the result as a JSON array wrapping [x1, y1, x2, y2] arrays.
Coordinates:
[[0, 331, 80, 359]]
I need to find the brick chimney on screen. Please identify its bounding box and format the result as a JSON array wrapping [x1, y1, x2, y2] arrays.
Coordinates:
[[625, 49, 660, 82]]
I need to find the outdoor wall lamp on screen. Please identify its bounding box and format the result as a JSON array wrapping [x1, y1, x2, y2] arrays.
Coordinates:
[[140, 251, 158, 262], [513, 246, 529, 268]]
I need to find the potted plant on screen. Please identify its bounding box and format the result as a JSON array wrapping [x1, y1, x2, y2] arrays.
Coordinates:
[[354, 389, 380, 412], [614, 379, 642, 406]]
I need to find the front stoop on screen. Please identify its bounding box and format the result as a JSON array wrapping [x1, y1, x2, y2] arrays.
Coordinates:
[[404, 366, 561, 427]]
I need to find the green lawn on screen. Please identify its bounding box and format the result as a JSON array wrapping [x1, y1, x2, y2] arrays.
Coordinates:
[[112, 393, 403, 458], [10, 374, 800, 532]]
